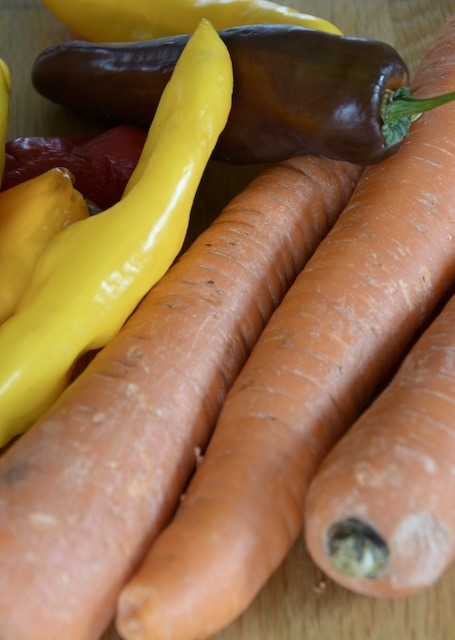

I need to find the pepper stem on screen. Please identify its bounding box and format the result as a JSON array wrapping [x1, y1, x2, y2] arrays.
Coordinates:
[[381, 86, 455, 147], [327, 517, 389, 579]]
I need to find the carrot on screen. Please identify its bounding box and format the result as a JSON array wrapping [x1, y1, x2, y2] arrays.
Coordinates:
[[303, 287, 455, 598], [115, 16, 455, 640], [0, 154, 360, 640]]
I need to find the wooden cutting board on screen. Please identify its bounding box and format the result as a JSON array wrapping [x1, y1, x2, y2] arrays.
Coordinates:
[[2, 1, 455, 639]]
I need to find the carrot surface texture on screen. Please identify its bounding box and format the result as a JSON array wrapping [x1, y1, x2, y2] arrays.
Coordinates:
[[115, 16, 455, 640], [0, 154, 360, 640], [304, 287, 455, 598]]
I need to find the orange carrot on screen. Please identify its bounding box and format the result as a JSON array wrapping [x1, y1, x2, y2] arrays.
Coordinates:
[[0, 154, 360, 640], [115, 17, 455, 640], [304, 288, 455, 598]]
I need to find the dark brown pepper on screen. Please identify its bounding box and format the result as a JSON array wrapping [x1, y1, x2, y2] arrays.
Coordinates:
[[32, 24, 411, 165]]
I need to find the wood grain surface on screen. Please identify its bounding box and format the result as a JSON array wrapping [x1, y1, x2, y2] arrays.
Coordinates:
[[2, 1, 455, 639]]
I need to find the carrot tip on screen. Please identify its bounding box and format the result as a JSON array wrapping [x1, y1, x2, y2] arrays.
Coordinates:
[[116, 613, 144, 640], [326, 517, 389, 579]]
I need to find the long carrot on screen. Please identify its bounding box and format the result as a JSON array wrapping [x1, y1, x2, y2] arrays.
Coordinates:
[[304, 288, 455, 598], [0, 154, 360, 640], [115, 16, 455, 640]]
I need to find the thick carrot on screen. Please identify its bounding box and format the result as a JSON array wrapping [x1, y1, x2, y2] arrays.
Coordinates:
[[0, 154, 360, 640], [304, 288, 455, 598], [115, 16, 455, 640]]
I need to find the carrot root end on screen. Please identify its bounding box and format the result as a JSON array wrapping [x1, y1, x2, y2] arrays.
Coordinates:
[[326, 517, 389, 579]]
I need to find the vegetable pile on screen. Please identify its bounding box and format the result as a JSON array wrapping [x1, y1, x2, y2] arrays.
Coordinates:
[[1, 2, 455, 640], [117, 14, 455, 638]]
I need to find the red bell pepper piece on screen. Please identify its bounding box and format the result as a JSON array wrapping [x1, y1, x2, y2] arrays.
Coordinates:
[[2, 125, 147, 210]]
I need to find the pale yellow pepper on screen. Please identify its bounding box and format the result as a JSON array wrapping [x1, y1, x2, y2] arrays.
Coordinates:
[[0, 59, 11, 183], [0, 18, 233, 445], [0, 167, 89, 325], [42, 0, 342, 42]]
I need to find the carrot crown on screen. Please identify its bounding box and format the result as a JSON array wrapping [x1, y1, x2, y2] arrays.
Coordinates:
[[381, 86, 455, 147]]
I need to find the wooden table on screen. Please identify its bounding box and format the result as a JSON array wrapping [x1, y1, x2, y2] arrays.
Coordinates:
[[2, 1, 455, 639]]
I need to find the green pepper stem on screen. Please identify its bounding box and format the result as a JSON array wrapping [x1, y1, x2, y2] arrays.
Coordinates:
[[388, 89, 455, 121], [381, 86, 455, 147]]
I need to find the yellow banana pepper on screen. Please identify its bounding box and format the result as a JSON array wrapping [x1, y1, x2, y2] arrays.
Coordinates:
[[42, 0, 342, 42], [0, 18, 233, 446], [0, 167, 89, 325], [0, 59, 11, 183]]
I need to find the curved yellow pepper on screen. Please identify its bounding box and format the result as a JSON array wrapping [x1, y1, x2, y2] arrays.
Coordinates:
[[0, 167, 89, 325], [0, 59, 11, 183], [0, 18, 233, 446], [42, 0, 342, 42]]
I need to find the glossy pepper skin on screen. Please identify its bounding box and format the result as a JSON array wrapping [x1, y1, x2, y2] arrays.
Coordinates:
[[0, 167, 89, 325], [0, 19, 233, 446], [2, 125, 147, 210], [32, 24, 411, 165], [42, 0, 342, 42]]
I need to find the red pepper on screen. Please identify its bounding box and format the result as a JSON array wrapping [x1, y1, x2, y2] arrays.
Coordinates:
[[1, 125, 147, 210]]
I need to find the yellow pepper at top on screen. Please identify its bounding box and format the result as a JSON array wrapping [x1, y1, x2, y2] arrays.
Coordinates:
[[0, 18, 233, 446], [42, 0, 342, 42]]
